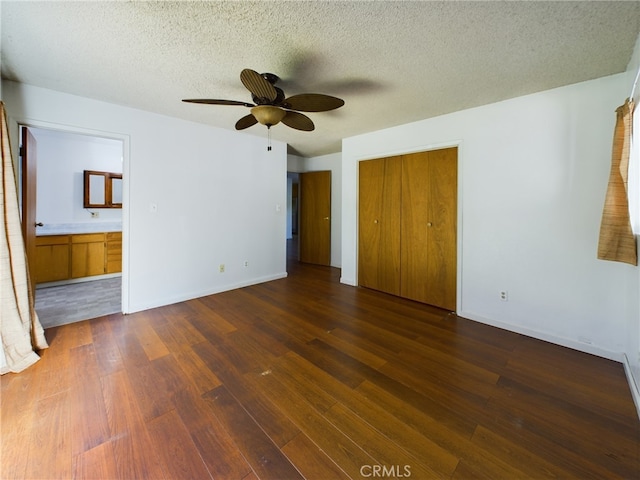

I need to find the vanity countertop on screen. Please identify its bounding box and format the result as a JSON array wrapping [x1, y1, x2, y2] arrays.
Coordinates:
[[36, 222, 122, 236]]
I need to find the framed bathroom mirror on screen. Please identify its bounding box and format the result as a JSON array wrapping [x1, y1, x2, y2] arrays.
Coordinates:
[[84, 170, 123, 208]]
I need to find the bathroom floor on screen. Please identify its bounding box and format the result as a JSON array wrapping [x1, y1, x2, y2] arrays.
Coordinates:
[[34, 276, 121, 329]]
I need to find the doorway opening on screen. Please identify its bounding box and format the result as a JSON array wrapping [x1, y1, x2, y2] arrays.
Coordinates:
[[20, 125, 125, 328], [286, 172, 299, 265]]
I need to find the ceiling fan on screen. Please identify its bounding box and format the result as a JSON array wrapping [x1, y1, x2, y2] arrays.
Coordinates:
[[182, 69, 345, 133]]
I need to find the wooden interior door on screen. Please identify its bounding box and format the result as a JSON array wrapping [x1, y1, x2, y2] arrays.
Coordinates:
[[401, 148, 457, 310], [358, 157, 401, 295], [21, 126, 38, 287], [299, 171, 331, 265]]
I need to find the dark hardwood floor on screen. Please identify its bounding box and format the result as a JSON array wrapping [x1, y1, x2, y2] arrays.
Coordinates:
[[2, 249, 639, 479]]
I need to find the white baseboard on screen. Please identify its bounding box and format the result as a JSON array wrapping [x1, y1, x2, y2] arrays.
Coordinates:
[[622, 354, 640, 420]]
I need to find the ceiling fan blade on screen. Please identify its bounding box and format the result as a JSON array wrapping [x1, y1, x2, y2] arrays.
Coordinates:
[[182, 99, 254, 107], [235, 114, 258, 130], [240, 69, 277, 103], [281, 111, 315, 131], [283, 93, 344, 112]]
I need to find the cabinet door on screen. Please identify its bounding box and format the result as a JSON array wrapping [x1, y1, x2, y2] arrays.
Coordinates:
[[106, 232, 122, 273], [71, 234, 105, 278], [400, 149, 457, 310], [34, 235, 70, 283], [358, 157, 401, 295]]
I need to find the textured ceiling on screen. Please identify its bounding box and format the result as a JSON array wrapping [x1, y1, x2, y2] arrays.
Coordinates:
[[2, 1, 640, 157]]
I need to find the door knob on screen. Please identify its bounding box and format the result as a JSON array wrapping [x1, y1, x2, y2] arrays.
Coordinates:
[[324, 217, 330, 220], [427, 222, 433, 227], [35, 222, 44, 227]]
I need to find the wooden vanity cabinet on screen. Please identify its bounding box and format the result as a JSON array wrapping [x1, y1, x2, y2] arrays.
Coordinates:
[[35, 235, 71, 283], [106, 232, 122, 274], [33, 231, 122, 283], [71, 233, 105, 278]]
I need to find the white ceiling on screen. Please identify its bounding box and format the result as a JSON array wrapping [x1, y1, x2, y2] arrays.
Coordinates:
[[2, 1, 639, 157]]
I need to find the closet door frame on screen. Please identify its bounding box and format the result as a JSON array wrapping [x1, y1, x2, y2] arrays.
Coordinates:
[[357, 145, 459, 311]]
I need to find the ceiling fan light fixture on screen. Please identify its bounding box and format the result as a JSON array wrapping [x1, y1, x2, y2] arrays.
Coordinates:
[[251, 105, 286, 127]]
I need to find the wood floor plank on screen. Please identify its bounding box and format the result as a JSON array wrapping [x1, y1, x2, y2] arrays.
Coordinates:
[[90, 315, 125, 376], [133, 310, 171, 361], [191, 422, 254, 479], [355, 380, 534, 479], [170, 386, 254, 479], [274, 352, 460, 477], [478, 407, 623, 479], [281, 432, 351, 480], [202, 385, 304, 480], [193, 340, 300, 447], [268, 352, 338, 414], [150, 319, 222, 394], [483, 380, 640, 478], [324, 402, 447, 479], [469, 425, 577, 479], [248, 370, 378, 479], [285, 337, 368, 389], [1, 367, 39, 479], [146, 409, 213, 479], [100, 370, 166, 479], [69, 344, 110, 456], [504, 349, 638, 422], [377, 353, 494, 428], [319, 327, 389, 369], [72, 440, 119, 480], [33, 325, 73, 399], [185, 298, 239, 335], [24, 390, 72, 480], [160, 304, 210, 345]]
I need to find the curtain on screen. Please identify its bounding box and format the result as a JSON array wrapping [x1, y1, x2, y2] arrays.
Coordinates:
[[597, 98, 637, 266], [0, 101, 48, 374]]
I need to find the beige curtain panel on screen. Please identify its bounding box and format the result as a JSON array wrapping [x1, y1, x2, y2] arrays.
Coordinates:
[[597, 98, 637, 266], [1, 101, 48, 374]]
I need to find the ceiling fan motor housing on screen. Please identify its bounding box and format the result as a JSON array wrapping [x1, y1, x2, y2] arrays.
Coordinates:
[[182, 68, 344, 132]]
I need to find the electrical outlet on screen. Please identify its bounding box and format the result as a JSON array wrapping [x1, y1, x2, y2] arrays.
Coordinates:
[[500, 290, 508, 302], [219, 264, 225, 273], [90, 211, 99, 218]]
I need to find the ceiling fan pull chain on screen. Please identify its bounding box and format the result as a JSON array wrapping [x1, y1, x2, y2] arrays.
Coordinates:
[[267, 125, 272, 151]]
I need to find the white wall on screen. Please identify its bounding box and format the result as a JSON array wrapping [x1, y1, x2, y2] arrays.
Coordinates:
[[31, 127, 123, 227], [342, 73, 637, 360], [288, 152, 342, 268], [3, 80, 288, 314], [625, 33, 640, 407]]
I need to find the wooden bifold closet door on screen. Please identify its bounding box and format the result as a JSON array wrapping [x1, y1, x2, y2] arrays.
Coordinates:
[[358, 157, 402, 295], [358, 147, 457, 311]]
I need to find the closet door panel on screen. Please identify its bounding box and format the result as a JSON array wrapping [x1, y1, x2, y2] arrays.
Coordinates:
[[425, 148, 458, 311], [358, 157, 401, 295], [400, 152, 430, 303]]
